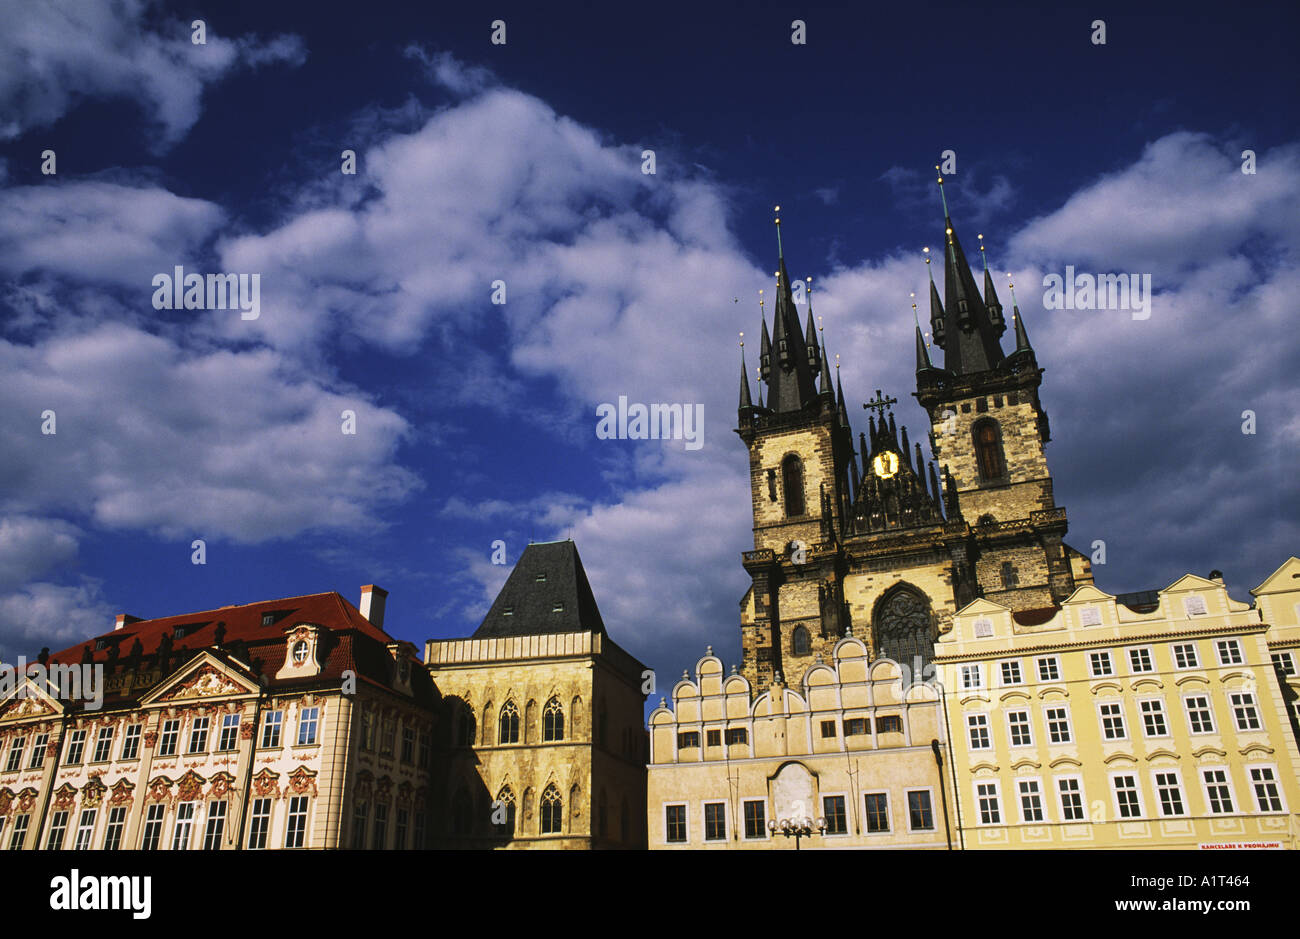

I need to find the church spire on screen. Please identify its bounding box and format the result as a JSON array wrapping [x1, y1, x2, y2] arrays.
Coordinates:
[[738, 333, 753, 412], [925, 247, 946, 350], [1008, 278, 1034, 354], [913, 295, 936, 374], [765, 206, 819, 413], [758, 291, 771, 381], [932, 168, 1006, 375], [978, 233, 1006, 335]]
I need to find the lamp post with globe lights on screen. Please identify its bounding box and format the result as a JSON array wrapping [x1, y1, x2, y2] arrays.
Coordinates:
[[767, 813, 827, 850]]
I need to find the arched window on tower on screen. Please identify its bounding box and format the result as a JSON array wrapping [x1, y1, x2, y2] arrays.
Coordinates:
[[973, 419, 1006, 483], [782, 455, 805, 517], [540, 784, 563, 835], [792, 625, 811, 656], [494, 785, 516, 836], [543, 697, 564, 742], [498, 701, 519, 744], [872, 585, 935, 671], [457, 705, 476, 748]]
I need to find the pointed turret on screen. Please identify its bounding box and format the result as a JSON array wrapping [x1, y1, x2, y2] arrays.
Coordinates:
[[927, 256, 946, 349], [933, 170, 1006, 375], [759, 305, 772, 382], [977, 233, 1006, 335], [738, 341, 753, 412], [765, 209, 820, 413], [805, 307, 821, 374], [835, 367, 850, 428]]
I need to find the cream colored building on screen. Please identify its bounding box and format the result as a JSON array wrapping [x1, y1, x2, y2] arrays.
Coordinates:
[[425, 541, 648, 849], [933, 570, 1300, 849], [1256, 557, 1300, 743], [0, 587, 434, 850], [647, 636, 957, 849]]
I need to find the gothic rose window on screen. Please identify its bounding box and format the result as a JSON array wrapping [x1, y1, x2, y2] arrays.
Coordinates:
[[873, 588, 934, 670]]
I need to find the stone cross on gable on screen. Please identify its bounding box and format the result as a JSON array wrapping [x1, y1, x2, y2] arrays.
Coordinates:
[[863, 389, 898, 417]]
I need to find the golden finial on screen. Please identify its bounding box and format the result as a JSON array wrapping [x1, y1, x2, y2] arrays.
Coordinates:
[[818, 315, 824, 335], [835, 352, 840, 371], [739, 331, 744, 348], [758, 288, 765, 312]]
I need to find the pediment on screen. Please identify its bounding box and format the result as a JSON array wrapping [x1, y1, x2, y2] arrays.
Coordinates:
[[0, 675, 64, 722], [1253, 557, 1300, 595], [1163, 573, 1220, 593], [141, 652, 259, 705], [957, 598, 1011, 617], [1063, 584, 1115, 604]]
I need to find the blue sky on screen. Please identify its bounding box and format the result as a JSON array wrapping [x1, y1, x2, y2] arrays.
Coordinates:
[[0, 0, 1297, 695]]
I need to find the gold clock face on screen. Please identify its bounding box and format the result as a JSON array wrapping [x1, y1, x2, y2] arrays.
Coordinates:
[[872, 451, 899, 479]]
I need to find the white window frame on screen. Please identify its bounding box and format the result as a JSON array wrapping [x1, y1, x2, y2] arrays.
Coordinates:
[[1097, 700, 1128, 741], [1215, 639, 1243, 666], [998, 659, 1023, 687], [1245, 764, 1287, 814], [157, 719, 179, 757], [1016, 777, 1046, 824], [247, 797, 273, 849], [741, 798, 769, 840], [285, 795, 310, 848], [862, 789, 891, 834], [1036, 656, 1061, 682], [297, 706, 320, 746], [28, 733, 48, 769], [74, 808, 97, 850], [217, 713, 241, 752], [203, 800, 227, 850], [1172, 642, 1200, 669], [1138, 697, 1170, 738], [1043, 704, 1073, 744], [91, 726, 114, 763], [1200, 767, 1236, 815], [1088, 650, 1114, 678], [966, 712, 992, 750], [260, 710, 284, 748], [904, 788, 937, 832], [960, 664, 984, 691], [1151, 769, 1187, 817], [1056, 775, 1086, 822], [1228, 691, 1261, 731], [1183, 693, 1216, 735], [1128, 646, 1155, 674], [140, 804, 166, 850], [974, 780, 1002, 826], [701, 800, 728, 842], [820, 791, 850, 837], [102, 806, 127, 850], [662, 801, 688, 845], [1271, 651, 1295, 676], [1110, 772, 1145, 820], [119, 724, 142, 761], [1005, 708, 1034, 748], [172, 801, 197, 849]]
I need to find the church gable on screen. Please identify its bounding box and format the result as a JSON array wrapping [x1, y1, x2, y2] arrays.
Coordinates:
[[0, 676, 63, 724]]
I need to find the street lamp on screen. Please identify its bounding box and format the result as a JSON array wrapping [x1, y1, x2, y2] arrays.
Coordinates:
[[767, 814, 827, 850]]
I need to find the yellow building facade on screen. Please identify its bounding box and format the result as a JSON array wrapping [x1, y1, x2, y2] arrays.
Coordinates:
[[424, 542, 648, 849], [647, 637, 957, 849], [933, 570, 1300, 849]]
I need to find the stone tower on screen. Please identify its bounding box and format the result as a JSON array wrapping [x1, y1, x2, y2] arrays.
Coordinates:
[[735, 193, 1090, 696], [914, 175, 1087, 611]]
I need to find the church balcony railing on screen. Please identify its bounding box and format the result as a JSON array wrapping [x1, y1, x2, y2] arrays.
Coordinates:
[[743, 549, 776, 565]]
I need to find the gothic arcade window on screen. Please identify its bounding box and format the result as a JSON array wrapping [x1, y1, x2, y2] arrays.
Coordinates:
[[781, 454, 805, 517], [543, 697, 564, 742], [498, 701, 520, 744], [792, 626, 811, 656], [457, 705, 476, 747], [1000, 562, 1019, 589], [973, 419, 1006, 483], [872, 586, 935, 671], [495, 786, 516, 835], [540, 785, 563, 834]]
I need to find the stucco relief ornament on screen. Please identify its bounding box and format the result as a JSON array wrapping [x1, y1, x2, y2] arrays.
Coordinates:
[[82, 777, 106, 808], [147, 777, 173, 803], [287, 766, 318, 797], [0, 790, 13, 815], [17, 787, 38, 812], [208, 772, 235, 800], [109, 780, 135, 806], [397, 781, 412, 804], [143, 731, 158, 748], [164, 665, 243, 700], [252, 769, 281, 799], [53, 784, 77, 809], [6, 697, 54, 719], [177, 770, 206, 802], [375, 775, 393, 801], [240, 721, 255, 739], [354, 771, 373, 800]]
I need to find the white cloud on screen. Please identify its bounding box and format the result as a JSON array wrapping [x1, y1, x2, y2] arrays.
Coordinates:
[[0, 515, 81, 589], [0, 323, 420, 542], [0, 580, 114, 661], [0, 0, 305, 147]]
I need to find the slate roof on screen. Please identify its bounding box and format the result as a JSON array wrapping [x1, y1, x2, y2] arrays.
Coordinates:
[[472, 541, 606, 638]]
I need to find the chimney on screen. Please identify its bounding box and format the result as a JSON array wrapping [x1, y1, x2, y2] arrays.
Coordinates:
[[359, 585, 388, 630], [115, 613, 142, 631], [1209, 570, 1225, 585]]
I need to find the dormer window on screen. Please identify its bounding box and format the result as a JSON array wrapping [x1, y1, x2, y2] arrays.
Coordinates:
[[292, 640, 309, 664], [552, 602, 565, 613], [535, 573, 547, 583], [94, 638, 108, 651], [172, 625, 188, 639], [262, 613, 275, 627], [502, 607, 513, 616]]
